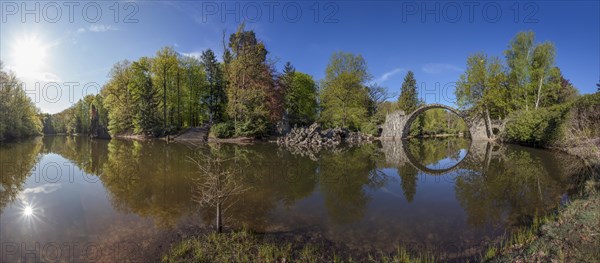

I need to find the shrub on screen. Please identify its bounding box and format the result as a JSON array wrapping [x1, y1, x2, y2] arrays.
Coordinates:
[[209, 122, 234, 138], [360, 119, 380, 136], [505, 105, 569, 146], [566, 93, 600, 139], [234, 118, 268, 137]]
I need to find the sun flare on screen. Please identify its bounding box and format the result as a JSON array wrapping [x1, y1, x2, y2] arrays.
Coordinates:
[[23, 205, 34, 217], [11, 35, 48, 78]]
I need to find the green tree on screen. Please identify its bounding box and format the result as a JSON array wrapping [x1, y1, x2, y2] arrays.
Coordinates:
[[0, 65, 42, 141], [201, 49, 226, 124], [541, 67, 578, 106], [283, 69, 318, 127], [397, 71, 419, 113], [130, 57, 160, 135], [397, 71, 425, 136], [531, 42, 556, 109], [319, 51, 371, 130], [504, 31, 558, 111], [505, 31, 534, 111], [223, 23, 278, 136], [102, 60, 134, 135], [152, 47, 178, 131], [456, 53, 507, 137]]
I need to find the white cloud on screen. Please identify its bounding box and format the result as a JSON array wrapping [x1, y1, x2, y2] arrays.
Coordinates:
[[20, 183, 61, 195], [376, 68, 404, 83], [36, 72, 62, 82], [5, 65, 62, 83], [180, 51, 202, 59], [422, 63, 463, 74], [75, 25, 119, 34], [88, 24, 119, 33]]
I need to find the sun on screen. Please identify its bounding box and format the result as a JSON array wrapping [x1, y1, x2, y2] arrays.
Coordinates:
[[11, 35, 48, 78], [24, 205, 34, 216]]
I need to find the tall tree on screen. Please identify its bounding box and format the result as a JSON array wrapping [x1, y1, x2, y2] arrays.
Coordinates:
[[0, 64, 42, 141], [505, 31, 534, 111], [201, 49, 226, 124], [102, 60, 134, 134], [531, 42, 556, 109], [283, 70, 318, 127], [153, 47, 178, 131], [223, 23, 277, 136], [397, 71, 425, 136], [541, 67, 578, 106], [319, 51, 371, 129], [397, 71, 419, 113], [456, 53, 507, 137], [130, 57, 160, 135]]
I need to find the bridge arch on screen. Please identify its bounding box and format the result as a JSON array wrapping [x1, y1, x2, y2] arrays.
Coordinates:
[[380, 103, 490, 140], [401, 104, 466, 139]]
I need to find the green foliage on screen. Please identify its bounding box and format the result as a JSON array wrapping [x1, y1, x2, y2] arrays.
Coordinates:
[[319, 51, 371, 130], [0, 66, 42, 141], [130, 58, 160, 135], [504, 31, 562, 111], [570, 93, 600, 138], [42, 95, 108, 135], [209, 122, 235, 138], [398, 71, 419, 113], [153, 46, 179, 130], [98, 47, 208, 136], [102, 60, 135, 134], [224, 23, 279, 137], [360, 119, 379, 136], [505, 105, 569, 145], [412, 109, 469, 136], [201, 49, 226, 124], [505, 93, 599, 147], [456, 52, 507, 119], [283, 70, 318, 127]]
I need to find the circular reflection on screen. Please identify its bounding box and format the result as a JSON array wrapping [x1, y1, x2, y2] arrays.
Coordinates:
[[402, 138, 470, 175]]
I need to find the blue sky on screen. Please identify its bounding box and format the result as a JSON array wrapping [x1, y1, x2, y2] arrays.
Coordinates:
[[1, 1, 598, 114]]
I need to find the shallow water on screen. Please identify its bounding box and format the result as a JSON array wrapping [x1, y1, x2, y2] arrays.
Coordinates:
[[0, 136, 582, 261]]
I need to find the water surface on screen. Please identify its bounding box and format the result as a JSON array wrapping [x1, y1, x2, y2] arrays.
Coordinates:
[[0, 136, 581, 261]]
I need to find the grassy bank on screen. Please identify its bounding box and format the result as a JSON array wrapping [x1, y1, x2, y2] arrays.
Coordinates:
[[162, 229, 435, 263], [489, 93, 600, 262], [484, 181, 600, 262]]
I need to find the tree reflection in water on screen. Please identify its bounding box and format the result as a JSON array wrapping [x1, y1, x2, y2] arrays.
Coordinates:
[[0, 137, 43, 213], [0, 136, 583, 260]]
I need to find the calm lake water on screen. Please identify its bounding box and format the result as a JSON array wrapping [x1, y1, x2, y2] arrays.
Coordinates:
[[0, 136, 583, 261]]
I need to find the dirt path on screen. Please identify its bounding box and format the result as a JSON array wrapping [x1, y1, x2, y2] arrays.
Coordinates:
[[173, 127, 209, 142]]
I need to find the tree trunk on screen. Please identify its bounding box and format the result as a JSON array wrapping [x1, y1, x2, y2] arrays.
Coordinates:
[[163, 67, 167, 130], [177, 69, 181, 128], [535, 72, 544, 109], [484, 106, 494, 139], [216, 202, 222, 233]]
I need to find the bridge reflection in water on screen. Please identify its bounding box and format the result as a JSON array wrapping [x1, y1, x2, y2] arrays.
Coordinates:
[[0, 136, 583, 262], [380, 138, 496, 175]]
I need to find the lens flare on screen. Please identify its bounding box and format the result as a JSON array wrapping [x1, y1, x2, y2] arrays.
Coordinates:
[[24, 205, 34, 216]]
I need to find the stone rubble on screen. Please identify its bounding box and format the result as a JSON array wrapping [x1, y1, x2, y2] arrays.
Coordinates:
[[277, 123, 374, 147]]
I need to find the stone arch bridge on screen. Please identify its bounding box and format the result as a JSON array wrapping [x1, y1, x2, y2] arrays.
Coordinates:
[[380, 104, 495, 140]]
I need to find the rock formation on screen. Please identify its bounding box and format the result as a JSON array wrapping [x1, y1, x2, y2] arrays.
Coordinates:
[[277, 123, 374, 147]]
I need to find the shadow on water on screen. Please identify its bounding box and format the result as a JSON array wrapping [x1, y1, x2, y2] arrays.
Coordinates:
[[0, 135, 584, 261]]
